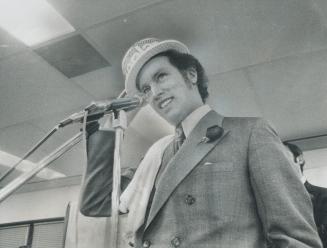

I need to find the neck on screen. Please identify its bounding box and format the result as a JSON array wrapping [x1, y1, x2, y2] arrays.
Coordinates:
[[175, 103, 204, 127]]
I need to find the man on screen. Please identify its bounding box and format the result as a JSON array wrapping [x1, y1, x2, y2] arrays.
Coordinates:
[[80, 38, 322, 248], [284, 142, 327, 247]]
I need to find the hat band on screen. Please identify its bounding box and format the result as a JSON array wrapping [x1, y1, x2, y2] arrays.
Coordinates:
[[124, 43, 158, 75]]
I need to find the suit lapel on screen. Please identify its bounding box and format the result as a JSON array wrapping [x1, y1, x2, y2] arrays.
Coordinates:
[[145, 111, 229, 229]]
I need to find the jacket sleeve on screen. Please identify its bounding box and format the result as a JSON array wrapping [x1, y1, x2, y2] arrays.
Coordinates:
[[248, 118, 322, 248], [79, 129, 134, 217], [318, 192, 327, 247], [317, 188, 327, 225]]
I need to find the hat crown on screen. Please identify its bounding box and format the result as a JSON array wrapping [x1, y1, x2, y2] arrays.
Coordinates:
[[122, 38, 161, 76], [122, 37, 189, 96]]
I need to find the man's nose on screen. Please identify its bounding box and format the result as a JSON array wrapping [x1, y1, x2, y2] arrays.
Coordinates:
[[151, 84, 164, 101]]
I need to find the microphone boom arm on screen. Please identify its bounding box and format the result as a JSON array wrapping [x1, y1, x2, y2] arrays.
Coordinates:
[[0, 132, 82, 204], [0, 91, 130, 248]]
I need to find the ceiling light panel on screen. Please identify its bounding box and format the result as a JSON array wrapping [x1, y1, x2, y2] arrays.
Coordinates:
[[0, 0, 75, 46], [35, 35, 110, 78]]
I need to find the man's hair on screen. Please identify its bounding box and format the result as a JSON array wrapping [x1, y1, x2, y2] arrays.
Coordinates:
[[283, 142, 305, 172], [139, 50, 209, 103]]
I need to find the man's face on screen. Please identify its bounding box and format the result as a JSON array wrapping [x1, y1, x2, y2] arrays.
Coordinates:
[[285, 148, 304, 177], [295, 154, 305, 167], [137, 56, 203, 126]]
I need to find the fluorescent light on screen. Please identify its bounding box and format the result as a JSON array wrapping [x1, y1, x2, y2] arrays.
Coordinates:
[[0, 0, 75, 46], [0, 150, 66, 180]]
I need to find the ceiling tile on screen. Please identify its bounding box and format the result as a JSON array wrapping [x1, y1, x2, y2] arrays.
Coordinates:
[[45, 141, 85, 177], [0, 118, 81, 177], [208, 70, 263, 117], [0, 51, 93, 128], [48, 0, 166, 29], [29, 107, 83, 132], [0, 164, 22, 187], [72, 65, 124, 99], [35, 35, 110, 78], [0, 122, 51, 162], [85, 0, 327, 77], [312, 0, 327, 26], [84, 0, 219, 72], [207, 0, 327, 74], [247, 49, 327, 139], [0, 28, 27, 59], [0, 120, 85, 182]]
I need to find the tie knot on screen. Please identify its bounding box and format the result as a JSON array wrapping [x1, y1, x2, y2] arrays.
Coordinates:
[[174, 125, 185, 154], [175, 125, 185, 140]]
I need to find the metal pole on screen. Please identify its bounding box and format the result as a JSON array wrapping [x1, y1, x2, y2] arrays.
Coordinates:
[[0, 126, 59, 183], [110, 110, 127, 248], [0, 132, 82, 203]]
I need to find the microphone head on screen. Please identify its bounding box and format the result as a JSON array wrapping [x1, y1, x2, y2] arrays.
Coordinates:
[[85, 96, 145, 113], [84, 100, 111, 111]]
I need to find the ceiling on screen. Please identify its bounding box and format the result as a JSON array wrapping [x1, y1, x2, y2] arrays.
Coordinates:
[[0, 0, 327, 188]]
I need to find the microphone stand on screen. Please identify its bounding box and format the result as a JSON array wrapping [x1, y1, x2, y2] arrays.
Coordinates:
[[108, 110, 127, 248], [0, 91, 133, 248]]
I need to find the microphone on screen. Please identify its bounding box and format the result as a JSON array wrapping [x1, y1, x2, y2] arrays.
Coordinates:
[[59, 96, 144, 127], [84, 96, 143, 112]]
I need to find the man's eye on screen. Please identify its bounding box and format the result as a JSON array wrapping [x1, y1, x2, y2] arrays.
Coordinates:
[[157, 73, 167, 82], [142, 86, 151, 94]]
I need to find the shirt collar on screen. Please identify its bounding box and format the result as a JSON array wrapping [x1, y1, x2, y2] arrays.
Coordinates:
[[180, 104, 212, 138]]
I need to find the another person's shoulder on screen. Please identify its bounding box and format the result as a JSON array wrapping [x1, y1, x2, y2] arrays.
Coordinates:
[[306, 182, 327, 197]]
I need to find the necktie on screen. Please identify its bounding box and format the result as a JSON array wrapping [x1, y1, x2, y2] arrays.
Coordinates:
[[174, 124, 185, 154], [154, 125, 184, 188]]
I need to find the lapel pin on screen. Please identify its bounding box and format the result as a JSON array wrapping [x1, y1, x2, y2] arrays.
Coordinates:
[[199, 137, 210, 144], [200, 125, 224, 144]]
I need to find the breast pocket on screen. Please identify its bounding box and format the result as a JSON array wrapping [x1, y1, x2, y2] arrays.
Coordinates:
[[198, 161, 235, 172]]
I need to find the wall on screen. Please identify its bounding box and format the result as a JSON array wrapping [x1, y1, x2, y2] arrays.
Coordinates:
[[0, 184, 80, 224], [304, 148, 327, 187]]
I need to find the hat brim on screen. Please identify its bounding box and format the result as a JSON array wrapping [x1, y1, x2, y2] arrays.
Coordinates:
[[125, 40, 190, 96]]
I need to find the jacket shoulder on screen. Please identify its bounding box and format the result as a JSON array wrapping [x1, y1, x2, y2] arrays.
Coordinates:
[[223, 116, 272, 131], [222, 117, 279, 144]]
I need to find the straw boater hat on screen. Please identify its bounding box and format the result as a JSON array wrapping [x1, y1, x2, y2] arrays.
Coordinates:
[[122, 38, 190, 96]]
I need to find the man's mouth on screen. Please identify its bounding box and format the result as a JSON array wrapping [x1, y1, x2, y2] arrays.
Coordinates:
[[159, 97, 173, 109]]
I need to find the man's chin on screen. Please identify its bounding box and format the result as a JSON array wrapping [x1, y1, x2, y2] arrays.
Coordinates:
[[156, 108, 183, 125], [165, 114, 184, 127], [158, 112, 175, 125]]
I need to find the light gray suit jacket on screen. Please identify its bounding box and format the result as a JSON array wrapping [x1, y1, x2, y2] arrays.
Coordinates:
[[80, 111, 322, 248]]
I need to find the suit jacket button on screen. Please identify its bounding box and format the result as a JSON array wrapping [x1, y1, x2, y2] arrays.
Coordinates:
[[142, 240, 151, 248], [185, 194, 196, 205], [171, 236, 181, 247]]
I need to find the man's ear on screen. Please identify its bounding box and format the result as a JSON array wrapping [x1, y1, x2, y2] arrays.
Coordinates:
[[186, 67, 198, 85]]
